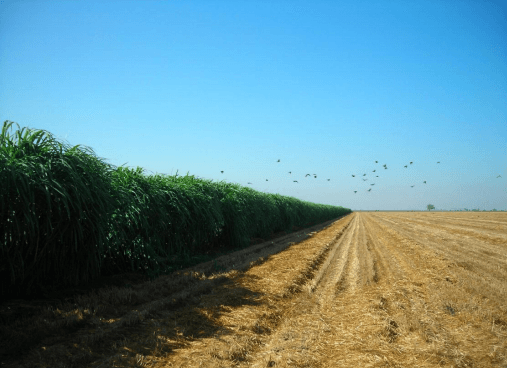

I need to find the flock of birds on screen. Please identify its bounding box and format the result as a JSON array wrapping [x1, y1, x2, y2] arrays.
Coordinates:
[[349, 160, 428, 193], [219, 160, 502, 194]]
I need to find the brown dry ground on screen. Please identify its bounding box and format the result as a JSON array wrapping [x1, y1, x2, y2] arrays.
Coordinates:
[[1, 212, 506, 368]]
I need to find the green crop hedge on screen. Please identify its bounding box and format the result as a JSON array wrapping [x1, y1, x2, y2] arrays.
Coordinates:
[[1, 120, 351, 298]]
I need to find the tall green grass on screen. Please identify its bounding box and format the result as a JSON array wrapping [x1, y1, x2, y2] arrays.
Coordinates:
[[1, 120, 351, 298]]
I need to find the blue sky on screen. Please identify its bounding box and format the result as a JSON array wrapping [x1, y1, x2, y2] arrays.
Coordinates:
[[1, 0, 506, 211]]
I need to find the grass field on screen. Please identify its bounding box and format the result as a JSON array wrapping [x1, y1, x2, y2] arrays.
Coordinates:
[[1, 211, 506, 367]]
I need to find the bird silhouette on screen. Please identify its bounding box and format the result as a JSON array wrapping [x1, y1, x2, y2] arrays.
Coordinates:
[[248, 182, 252, 184], [375, 161, 378, 163], [362, 178, 368, 181], [363, 174, 366, 176], [373, 170, 376, 172], [384, 167, 388, 169], [277, 159, 280, 162], [423, 181, 426, 184], [327, 179, 330, 181], [354, 191, 357, 193], [294, 180, 298, 183], [404, 165, 408, 168], [437, 162, 440, 163], [288, 171, 291, 174], [314, 175, 317, 178], [221, 171, 224, 173], [497, 175, 502, 178], [266, 179, 268, 181], [376, 176, 379, 177], [410, 162, 413, 165], [371, 183, 375, 186], [410, 185, 414, 188], [352, 175, 355, 177], [306, 174, 310, 177], [368, 188, 372, 192]]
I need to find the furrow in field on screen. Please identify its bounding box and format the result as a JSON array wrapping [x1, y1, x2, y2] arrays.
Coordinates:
[[371, 213, 507, 302], [352, 213, 507, 367], [356, 214, 375, 287], [304, 212, 359, 298], [314, 212, 440, 367], [143, 214, 357, 368], [236, 212, 420, 367], [332, 217, 357, 295], [396, 212, 507, 244], [234, 213, 371, 367], [380, 212, 507, 249], [416, 212, 507, 227], [361, 213, 409, 282], [374, 212, 507, 269]]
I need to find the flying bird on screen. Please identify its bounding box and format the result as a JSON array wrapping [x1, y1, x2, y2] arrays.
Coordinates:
[[437, 162, 440, 163], [354, 191, 357, 193], [368, 188, 372, 192], [404, 165, 408, 168], [314, 175, 317, 178], [373, 170, 376, 172], [306, 174, 311, 177], [288, 171, 291, 174], [371, 183, 375, 186], [266, 179, 268, 181], [423, 181, 426, 184], [410, 162, 413, 165], [375, 161, 378, 163], [362, 178, 368, 181], [221, 171, 224, 173], [327, 179, 330, 181], [410, 185, 414, 188], [497, 175, 502, 178], [248, 182, 252, 184], [294, 180, 298, 183], [277, 159, 280, 162], [363, 174, 366, 176], [352, 175, 355, 177]]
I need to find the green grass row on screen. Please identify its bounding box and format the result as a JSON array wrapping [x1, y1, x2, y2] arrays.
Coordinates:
[[1, 120, 351, 299]]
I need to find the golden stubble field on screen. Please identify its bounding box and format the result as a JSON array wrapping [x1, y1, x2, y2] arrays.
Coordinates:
[[1, 212, 506, 368]]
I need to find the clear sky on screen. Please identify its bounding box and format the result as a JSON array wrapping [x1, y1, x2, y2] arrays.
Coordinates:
[[1, 0, 506, 211]]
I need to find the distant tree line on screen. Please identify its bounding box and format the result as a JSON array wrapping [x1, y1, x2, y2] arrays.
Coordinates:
[[425, 205, 504, 211]]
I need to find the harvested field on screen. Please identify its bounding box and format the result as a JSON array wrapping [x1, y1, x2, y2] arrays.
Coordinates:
[[1, 212, 506, 367]]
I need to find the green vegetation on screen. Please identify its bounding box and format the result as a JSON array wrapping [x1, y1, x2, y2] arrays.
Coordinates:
[[427, 204, 435, 211], [1, 120, 351, 299]]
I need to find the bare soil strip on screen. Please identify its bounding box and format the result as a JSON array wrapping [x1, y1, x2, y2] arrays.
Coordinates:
[[2, 212, 506, 367]]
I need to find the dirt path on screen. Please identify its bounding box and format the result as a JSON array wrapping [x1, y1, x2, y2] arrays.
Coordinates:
[[2, 212, 506, 367]]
